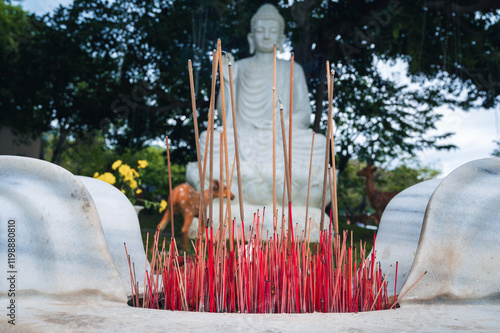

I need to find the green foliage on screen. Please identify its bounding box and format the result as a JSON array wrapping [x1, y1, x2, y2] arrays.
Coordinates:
[[337, 159, 367, 215], [0, 1, 32, 53], [2, 0, 499, 175], [380, 164, 440, 192], [44, 131, 186, 202], [115, 146, 186, 202], [337, 159, 440, 217], [492, 141, 500, 157], [44, 130, 116, 176]]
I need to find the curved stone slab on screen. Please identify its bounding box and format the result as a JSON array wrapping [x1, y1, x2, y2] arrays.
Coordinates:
[[77, 176, 148, 295], [376, 178, 442, 295], [401, 158, 500, 303], [0, 156, 126, 302]]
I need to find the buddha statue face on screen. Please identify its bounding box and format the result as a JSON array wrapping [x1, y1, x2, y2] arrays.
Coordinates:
[[252, 19, 281, 54], [248, 4, 286, 54]]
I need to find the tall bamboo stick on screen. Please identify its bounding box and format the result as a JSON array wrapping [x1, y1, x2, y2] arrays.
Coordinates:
[[289, 52, 294, 199], [328, 70, 339, 235], [208, 49, 219, 228], [166, 136, 174, 237], [279, 106, 292, 230], [320, 61, 333, 231], [228, 62, 244, 224], [217, 40, 232, 227], [305, 132, 315, 236], [188, 60, 206, 228], [272, 43, 277, 220], [219, 130, 224, 228]]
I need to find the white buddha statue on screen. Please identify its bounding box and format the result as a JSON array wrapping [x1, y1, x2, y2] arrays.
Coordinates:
[[187, 4, 329, 212]]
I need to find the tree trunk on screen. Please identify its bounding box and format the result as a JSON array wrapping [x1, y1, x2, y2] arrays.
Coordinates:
[[51, 130, 68, 165]]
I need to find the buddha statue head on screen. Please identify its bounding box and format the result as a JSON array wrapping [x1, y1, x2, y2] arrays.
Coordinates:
[[248, 4, 286, 54]]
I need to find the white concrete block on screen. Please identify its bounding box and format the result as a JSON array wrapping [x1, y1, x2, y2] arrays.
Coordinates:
[[77, 176, 148, 296], [0, 156, 126, 302], [401, 158, 500, 303], [376, 178, 442, 294]]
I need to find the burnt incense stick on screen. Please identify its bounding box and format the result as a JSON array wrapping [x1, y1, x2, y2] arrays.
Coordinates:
[[143, 232, 149, 308], [217, 41, 232, 226], [289, 52, 294, 198], [219, 131, 224, 227], [328, 70, 338, 235], [223, 155, 236, 224], [227, 62, 244, 223], [320, 61, 333, 231], [370, 265, 392, 311], [390, 271, 428, 309], [273, 43, 277, 220], [279, 105, 292, 245], [328, 165, 334, 216], [129, 41, 400, 315], [208, 49, 219, 228], [166, 136, 175, 237], [188, 60, 206, 227], [281, 175, 286, 229], [305, 132, 315, 236], [124, 243, 137, 305]]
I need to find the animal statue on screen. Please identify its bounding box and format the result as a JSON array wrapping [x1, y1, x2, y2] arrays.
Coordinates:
[[347, 213, 380, 227], [357, 165, 399, 223], [157, 180, 235, 248]]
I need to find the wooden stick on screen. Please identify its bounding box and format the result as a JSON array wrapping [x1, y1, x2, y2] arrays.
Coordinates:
[[228, 61, 244, 224], [305, 132, 315, 236], [273, 43, 277, 220], [370, 265, 392, 310], [327, 165, 333, 204], [281, 174, 286, 234], [279, 106, 292, 235], [219, 131, 224, 229], [320, 61, 333, 231], [390, 271, 427, 309], [328, 70, 338, 235], [289, 52, 294, 199], [217, 40, 232, 228], [208, 49, 219, 228], [124, 243, 137, 305], [188, 60, 206, 230], [166, 137, 174, 237], [224, 155, 236, 224]]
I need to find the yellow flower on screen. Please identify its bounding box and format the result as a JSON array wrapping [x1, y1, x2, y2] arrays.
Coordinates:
[[129, 179, 138, 190], [159, 199, 167, 213], [95, 172, 116, 185], [121, 189, 126, 194], [135, 188, 143, 195], [118, 164, 134, 181], [93, 172, 99, 178], [131, 168, 140, 178], [112, 160, 122, 170], [137, 160, 148, 169]]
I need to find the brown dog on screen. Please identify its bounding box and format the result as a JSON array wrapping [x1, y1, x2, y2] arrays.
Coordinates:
[[157, 180, 234, 248]]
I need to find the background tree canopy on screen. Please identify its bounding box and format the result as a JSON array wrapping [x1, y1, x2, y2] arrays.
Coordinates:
[[1, 0, 499, 173]]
